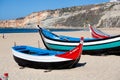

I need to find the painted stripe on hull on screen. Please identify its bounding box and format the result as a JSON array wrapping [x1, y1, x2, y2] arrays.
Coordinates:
[[89, 26, 110, 38], [12, 49, 71, 62], [42, 35, 79, 46], [83, 40, 120, 50], [46, 40, 120, 51], [46, 43, 75, 51], [46, 43, 120, 55], [13, 56, 80, 69], [43, 34, 120, 46]]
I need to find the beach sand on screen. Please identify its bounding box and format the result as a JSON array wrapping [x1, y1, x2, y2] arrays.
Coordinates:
[[0, 28, 120, 80]]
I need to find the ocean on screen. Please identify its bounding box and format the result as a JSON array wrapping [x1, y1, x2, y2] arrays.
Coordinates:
[[0, 28, 38, 33], [0, 28, 85, 34]]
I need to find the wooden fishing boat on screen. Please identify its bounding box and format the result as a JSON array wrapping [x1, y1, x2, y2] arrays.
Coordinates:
[[89, 24, 111, 38], [12, 38, 83, 69], [38, 26, 120, 55]]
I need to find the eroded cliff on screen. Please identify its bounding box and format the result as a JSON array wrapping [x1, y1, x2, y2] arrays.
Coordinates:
[[0, 2, 120, 28]]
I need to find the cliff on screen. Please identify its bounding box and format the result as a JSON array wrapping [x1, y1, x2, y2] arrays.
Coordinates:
[[0, 2, 120, 28]]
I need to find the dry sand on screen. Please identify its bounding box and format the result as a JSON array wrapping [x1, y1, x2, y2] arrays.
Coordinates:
[[0, 28, 120, 80]]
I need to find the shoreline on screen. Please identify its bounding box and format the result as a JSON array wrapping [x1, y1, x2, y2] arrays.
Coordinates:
[[0, 27, 120, 34]]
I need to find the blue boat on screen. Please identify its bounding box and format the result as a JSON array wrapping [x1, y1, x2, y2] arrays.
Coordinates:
[[38, 26, 120, 55], [12, 38, 83, 69]]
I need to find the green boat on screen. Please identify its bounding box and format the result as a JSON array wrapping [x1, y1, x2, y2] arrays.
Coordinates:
[[38, 26, 120, 55]]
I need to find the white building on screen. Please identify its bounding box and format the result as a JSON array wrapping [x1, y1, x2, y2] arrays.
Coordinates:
[[110, 0, 120, 2]]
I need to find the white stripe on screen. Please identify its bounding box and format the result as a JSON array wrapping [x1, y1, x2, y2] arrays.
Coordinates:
[[41, 34, 79, 46], [12, 49, 71, 62], [84, 37, 120, 45], [43, 35, 120, 46], [44, 36, 79, 46]]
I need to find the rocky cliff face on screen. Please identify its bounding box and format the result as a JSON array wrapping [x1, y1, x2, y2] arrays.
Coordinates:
[[0, 2, 120, 28]]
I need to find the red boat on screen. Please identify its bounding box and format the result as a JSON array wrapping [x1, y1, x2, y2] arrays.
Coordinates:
[[89, 24, 111, 38]]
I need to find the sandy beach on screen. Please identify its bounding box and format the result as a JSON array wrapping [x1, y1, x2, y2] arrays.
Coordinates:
[[0, 28, 120, 80]]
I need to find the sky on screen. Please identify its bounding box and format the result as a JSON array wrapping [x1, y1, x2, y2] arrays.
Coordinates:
[[0, 0, 109, 20]]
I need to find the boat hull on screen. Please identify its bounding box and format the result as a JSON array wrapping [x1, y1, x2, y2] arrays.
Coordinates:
[[12, 37, 83, 69], [45, 42, 120, 55], [42, 34, 120, 55], [13, 55, 80, 69], [38, 27, 120, 55], [83, 46, 120, 55], [89, 25, 110, 38]]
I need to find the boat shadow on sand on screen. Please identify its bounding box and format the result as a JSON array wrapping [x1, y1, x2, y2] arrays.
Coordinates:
[[75, 62, 87, 68]]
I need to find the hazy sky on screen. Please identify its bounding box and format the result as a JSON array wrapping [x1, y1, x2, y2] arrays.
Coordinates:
[[0, 0, 109, 20]]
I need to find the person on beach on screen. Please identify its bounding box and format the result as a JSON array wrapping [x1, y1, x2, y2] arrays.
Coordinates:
[[2, 33, 5, 39]]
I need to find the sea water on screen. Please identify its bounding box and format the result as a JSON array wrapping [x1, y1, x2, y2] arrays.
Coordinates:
[[0, 28, 38, 33], [0, 28, 86, 34]]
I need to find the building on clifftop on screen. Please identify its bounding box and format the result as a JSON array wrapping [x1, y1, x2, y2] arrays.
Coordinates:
[[110, 0, 120, 2]]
